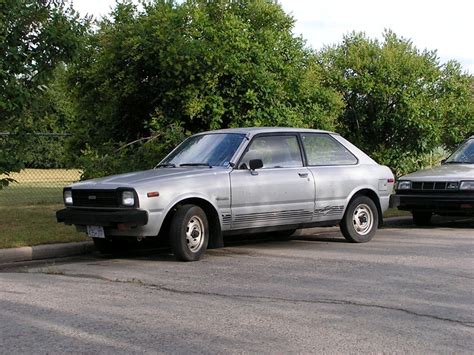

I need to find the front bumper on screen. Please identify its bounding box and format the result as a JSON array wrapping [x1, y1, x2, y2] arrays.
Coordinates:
[[56, 208, 149, 227], [390, 193, 474, 215]]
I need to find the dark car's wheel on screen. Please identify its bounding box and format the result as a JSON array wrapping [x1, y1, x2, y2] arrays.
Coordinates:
[[170, 204, 209, 261], [340, 196, 379, 243], [412, 211, 432, 226]]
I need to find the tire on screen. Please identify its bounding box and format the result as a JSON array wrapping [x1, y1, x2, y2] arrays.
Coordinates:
[[412, 211, 432, 226], [92, 237, 129, 254], [340, 196, 379, 243], [170, 205, 209, 261]]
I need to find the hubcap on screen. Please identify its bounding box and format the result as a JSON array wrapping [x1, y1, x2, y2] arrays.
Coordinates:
[[185, 215, 205, 253], [352, 204, 374, 236]]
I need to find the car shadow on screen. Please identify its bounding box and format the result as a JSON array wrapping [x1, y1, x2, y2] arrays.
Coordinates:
[[384, 215, 474, 229]]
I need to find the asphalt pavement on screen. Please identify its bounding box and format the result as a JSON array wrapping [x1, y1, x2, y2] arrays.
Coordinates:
[[0, 217, 473, 353]]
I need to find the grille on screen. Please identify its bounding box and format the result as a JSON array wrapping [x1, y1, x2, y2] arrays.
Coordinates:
[[411, 181, 456, 191], [72, 189, 119, 207]]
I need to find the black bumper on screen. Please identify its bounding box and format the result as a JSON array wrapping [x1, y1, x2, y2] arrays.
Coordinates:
[[391, 193, 474, 215], [56, 208, 148, 227]]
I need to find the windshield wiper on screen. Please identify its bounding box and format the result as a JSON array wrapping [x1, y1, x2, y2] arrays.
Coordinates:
[[156, 163, 176, 168], [444, 161, 473, 164], [179, 163, 212, 168]]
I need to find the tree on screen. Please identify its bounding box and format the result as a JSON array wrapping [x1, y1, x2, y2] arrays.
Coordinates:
[[317, 31, 474, 175], [0, 0, 86, 187], [66, 0, 343, 177]]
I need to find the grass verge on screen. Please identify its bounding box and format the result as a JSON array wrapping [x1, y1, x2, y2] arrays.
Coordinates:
[[0, 205, 88, 249], [383, 208, 411, 218]]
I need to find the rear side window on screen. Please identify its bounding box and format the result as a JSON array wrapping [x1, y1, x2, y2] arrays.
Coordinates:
[[239, 135, 303, 169], [302, 134, 357, 166]]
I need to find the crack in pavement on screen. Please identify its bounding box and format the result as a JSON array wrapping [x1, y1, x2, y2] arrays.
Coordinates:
[[30, 271, 474, 328]]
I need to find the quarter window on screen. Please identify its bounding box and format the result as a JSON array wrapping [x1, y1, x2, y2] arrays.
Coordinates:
[[240, 135, 303, 169], [302, 134, 357, 166]]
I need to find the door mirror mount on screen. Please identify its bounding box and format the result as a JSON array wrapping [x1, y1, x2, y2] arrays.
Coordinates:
[[249, 159, 263, 171]]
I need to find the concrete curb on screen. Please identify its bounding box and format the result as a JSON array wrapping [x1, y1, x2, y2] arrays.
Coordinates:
[[0, 241, 94, 265]]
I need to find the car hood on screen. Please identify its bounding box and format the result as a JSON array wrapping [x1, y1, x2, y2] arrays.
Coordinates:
[[71, 167, 230, 189], [400, 164, 474, 181]]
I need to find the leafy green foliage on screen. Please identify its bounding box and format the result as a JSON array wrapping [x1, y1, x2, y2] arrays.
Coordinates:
[[66, 0, 342, 176], [317, 31, 474, 175], [0, 0, 87, 186], [77, 121, 186, 179]]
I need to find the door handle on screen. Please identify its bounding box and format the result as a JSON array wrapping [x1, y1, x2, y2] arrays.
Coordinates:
[[298, 172, 308, 178]]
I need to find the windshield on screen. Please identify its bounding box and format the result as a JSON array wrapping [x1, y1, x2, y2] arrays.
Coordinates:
[[445, 138, 474, 164], [158, 133, 245, 167]]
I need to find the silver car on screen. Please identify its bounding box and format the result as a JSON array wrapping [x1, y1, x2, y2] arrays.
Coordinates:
[[393, 136, 474, 225], [57, 128, 394, 261]]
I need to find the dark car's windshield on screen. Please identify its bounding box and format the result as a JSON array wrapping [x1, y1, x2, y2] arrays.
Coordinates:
[[445, 138, 474, 164], [158, 133, 245, 167]]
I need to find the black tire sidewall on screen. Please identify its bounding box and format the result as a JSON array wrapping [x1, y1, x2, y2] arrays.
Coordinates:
[[170, 205, 209, 261], [340, 196, 379, 243]]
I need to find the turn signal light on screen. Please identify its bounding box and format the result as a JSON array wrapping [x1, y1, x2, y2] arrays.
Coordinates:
[[147, 191, 160, 198]]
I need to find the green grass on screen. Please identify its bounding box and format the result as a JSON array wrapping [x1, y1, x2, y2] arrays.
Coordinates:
[[0, 184, 64, 206], [383, 208, 411, 218], [0, 169, 86, 249], [0, 204, 88, 249]]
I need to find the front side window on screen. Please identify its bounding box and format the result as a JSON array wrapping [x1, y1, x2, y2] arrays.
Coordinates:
[[302, 134, 357, 166], [239, 135, 303, 169], [159, 133, 245, 167]]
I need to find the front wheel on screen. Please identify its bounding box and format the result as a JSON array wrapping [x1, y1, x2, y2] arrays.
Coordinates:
[[340, 196, 379, 243], [170, 205, 209, 261]]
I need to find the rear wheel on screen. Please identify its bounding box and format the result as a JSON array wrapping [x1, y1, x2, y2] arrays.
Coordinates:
[[170, 205, 209, 261], [412, 211, 432, 226], [340, 196, 379, 243]]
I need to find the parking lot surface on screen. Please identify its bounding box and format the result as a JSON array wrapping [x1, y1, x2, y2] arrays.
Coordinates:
[[1, 217, 473, 353]]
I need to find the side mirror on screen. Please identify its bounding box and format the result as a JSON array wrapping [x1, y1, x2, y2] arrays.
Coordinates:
[[249, 159, 263, 170], [441, 159, 447, 164]]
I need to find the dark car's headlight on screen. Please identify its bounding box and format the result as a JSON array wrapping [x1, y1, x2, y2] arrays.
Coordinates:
[[121, 190, 135, 206], [397, 181, 411, 190], [460, 181, 474, 190], [64, 189, 73, 205]]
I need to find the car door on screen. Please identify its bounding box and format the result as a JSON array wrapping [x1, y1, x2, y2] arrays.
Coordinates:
[[300, 133, 359, 222], [229, 134, 315, 230]]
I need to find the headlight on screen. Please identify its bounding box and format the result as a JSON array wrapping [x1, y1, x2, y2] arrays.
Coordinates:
[[397, 181, 411, 190], [121, 191, 135, 206], [460, 181, 474, 190], [64, 189, 73, 205]]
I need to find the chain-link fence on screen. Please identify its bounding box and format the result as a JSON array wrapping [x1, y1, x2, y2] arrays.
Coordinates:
[[0, 169, 81, 206], [0, 132, 81, 206]]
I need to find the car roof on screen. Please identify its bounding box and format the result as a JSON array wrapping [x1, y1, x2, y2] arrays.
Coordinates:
[[196, 127, 336, 136]]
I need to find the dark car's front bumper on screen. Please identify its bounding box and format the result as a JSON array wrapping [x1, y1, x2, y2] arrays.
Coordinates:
[[56, 208, 149, 227], [390, 192, 474, 216]]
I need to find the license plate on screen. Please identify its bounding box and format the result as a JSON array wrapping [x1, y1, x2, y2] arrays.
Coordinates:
[[87, 225, 105, 239]]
